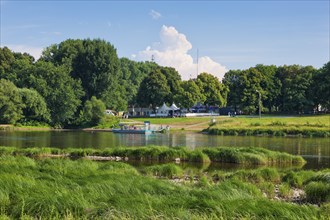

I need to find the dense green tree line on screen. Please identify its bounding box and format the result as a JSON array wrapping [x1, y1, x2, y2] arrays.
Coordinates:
[[1, 39, 329, 127], [223, 63, 329, 114]]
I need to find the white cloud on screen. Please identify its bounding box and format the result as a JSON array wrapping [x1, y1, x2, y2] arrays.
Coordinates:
[[5, 44, 43, 60], [135, 25, 227, 80], [149, 10, 162, 20]]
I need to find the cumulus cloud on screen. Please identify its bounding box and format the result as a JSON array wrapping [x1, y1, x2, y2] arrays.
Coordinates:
[[135, 25, 227, 80], [149, 10, 162, 20], [5, 44, 43, 60]]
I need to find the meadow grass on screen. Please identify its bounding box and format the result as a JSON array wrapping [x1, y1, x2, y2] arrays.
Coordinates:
[[126, 117, 211, 126], [0, 155, 328, 219], [206, 115, 330, 137]]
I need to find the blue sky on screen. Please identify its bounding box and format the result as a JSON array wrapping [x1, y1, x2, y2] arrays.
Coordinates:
[[1, 0, 329, 79]]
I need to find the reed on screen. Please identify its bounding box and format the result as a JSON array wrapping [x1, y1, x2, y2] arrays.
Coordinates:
[[282, 171, 304, 188], [0, 146, 305, 167], [202, 147, 305, 165], [207, 127, 330, 137], [305, 182, 330, 204], [145, 163, 183, 178], [0, 155, 327, 219]]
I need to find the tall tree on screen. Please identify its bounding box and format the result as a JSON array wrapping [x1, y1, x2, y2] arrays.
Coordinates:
[[41, 39, 123, 110], [28, 61, 84, 127], [0, 47, 15, 77], [312, 62, 330, 110], [19, 88, 50, 123], [136, 69, 170, 109], [239, 68, 263, 114], [223, 69, 244, 112], [159, 67, 182, 103], [255, 64, 281, 112], [276, 65, 315, 113], [175, 80, 205, 109], [0, 79, 23, 124], [196, 72, 227, 107]]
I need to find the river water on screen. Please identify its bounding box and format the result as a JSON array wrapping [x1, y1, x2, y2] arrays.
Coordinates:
[[0, 130, 329, 169]]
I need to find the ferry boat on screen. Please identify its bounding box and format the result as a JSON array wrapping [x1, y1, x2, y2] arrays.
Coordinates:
[[112, 121, 169, 134], [112, 121, 153, 134]]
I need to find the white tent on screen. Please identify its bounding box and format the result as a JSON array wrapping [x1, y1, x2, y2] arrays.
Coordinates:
[[170, 103, 180, 110], [157, 103, 172, 115]]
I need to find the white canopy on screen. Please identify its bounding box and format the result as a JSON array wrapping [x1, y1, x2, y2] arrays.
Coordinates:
[[157, 103, 172, 112], [170, 103, 180, 110]]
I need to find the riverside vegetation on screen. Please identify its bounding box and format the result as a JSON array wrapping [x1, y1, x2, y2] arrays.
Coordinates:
[[1, 42, 329, 129], [205, 115, 330, 137], [0, 146, 329, 219], [131, 115, 330, 137]]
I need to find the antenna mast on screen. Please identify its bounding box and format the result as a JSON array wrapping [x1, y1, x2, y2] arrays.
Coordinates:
[[196, 49, 199, 77]]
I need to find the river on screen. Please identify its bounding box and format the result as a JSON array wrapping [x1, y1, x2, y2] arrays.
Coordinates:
[[0, 130, 329, 169]]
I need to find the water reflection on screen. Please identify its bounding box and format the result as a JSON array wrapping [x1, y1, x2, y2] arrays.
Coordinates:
[[0, 130, 329, 169]]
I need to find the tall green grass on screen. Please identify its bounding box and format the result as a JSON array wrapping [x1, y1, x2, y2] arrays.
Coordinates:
[[0, 155, 328, 219], [207, 115, 330, 137], [207, 127, 330, 137], [0, 146, 305, 165]]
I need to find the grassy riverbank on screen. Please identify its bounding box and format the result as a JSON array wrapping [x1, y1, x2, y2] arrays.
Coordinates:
[[0, 146, 306, 165], [0, 152, 329, 219], [205, 115, 330, 137], [128, 115, 330, 137]]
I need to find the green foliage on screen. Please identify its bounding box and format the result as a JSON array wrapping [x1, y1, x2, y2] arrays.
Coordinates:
[[18, 88, 50, 123], [270, 121, 287, 126], [0, 79, 23, 124], [224, 63, 327, 114], [276, 65, 315, 113], [313, 61, 330, 110], [207, 116, 330, 137], [118, 58, 157, 107], [2, 45, 329, 128], [95, 115, 120, 129], [0, 155, 326, 219], [305, 182, 330, 204], [79, 96, 106, 127], [278, 183, 293, 199], [282, 171, 303, 188], [136, 69, 171, 108], [145, 163, 183, 178], [1, 152, 330, 219], [196, 72, 227, 107], [29, 61, 84, 127], [174, 79, 205, 109], [258, 182, 275, 198], [257, 168, 280, 183]]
